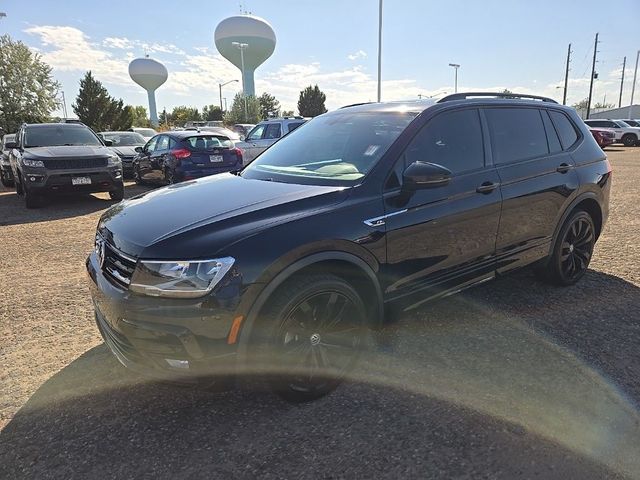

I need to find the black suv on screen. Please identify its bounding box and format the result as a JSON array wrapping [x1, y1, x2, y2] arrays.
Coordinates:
[[87, 92, 611, 402], [7, 122, 124, 208]]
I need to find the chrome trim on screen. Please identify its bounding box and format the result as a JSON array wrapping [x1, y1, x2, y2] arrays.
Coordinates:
[[363, 209, 408, 227]]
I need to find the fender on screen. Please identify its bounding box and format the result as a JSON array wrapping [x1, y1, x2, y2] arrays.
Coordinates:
[[548, 191, 601, 255], [235, 251, 384, 366]]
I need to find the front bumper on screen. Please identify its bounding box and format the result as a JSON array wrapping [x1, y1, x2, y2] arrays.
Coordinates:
[[86, 251, 243, 381], [22, 165, 122, 194]]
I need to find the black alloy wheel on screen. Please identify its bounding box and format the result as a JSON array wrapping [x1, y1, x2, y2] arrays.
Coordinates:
[[622, 134, 637, 147], [258, 274, 368, 403]]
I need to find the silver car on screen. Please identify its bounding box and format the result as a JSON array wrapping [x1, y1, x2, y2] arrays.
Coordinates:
[[235, 117, 307, 164]]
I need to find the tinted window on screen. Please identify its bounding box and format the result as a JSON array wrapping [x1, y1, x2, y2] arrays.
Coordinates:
[[485, 108, 549, 164], [156, 136, 170, 150], [625, 120, 640, 127], [264, 123, 281, 139], [549, 111, 579, 149], [287, 122, 305, 133], [405, 109, 484, 174], [541, 111, 562, 154], [246, 125, 265, 141], [23, 125, 102, 148], [184, 135, 233, 150]]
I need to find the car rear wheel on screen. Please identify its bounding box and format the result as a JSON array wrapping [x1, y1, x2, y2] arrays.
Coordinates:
[[109, 181, 124, 201], [164, 168, 175, 185], [133, 165, 143, 185], [255, 274, 369, 403], [0, 169, 14, 187], [622, 133, 637, 147], [536, 210, 595, 286]]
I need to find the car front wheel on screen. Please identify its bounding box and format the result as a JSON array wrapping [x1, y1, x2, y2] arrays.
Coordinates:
[[622, 133, 637, 147], [0, 169, 14, 187], [255, 273, 369, 403], [22, 177, 42, 209], [109, 181, 124, 201]]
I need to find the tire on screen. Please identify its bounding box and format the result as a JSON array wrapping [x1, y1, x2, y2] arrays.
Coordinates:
[[254, 273, 370, 403], [622, 133, 637, 147], [15, 172, 23, 195], [164, 168, 175, 185], [109, 181, 125, 201], [22, 178, 42, 209], [0, 169, 14, 187], [133, 165, 143, 185], [536, 210, 595, 286]]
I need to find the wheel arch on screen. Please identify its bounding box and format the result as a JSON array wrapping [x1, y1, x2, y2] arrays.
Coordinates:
[[552, 193, 603, 250]]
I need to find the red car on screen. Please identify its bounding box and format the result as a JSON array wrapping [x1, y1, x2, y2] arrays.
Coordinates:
[[589, 128, 615, 148]]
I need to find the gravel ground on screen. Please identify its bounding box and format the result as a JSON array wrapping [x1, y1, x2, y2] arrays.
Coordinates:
[[1, 148, 639, 479]]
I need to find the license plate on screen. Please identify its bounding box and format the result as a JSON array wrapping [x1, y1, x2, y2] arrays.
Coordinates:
[[209, 155, 223, 163], [72, 176, 92, 185]]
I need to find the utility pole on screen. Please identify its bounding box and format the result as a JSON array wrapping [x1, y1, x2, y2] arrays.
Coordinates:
[[377, 0, 383, 102], [586, 33, 599, 120], [630, 50, 640, 118], [562, 43, 571, 105], [619, 56, 626, 108]]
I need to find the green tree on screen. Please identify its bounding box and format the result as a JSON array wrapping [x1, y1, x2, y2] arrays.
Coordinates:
[[171, 106, 201, 126], [202, 104, 223, 121], [0, 34, 60, 133], [297, 85, 327, 117], [130, 105, 151, 127], [73, 71, 132, 131], [572, 98, 589, 110], [223, 93, 261, 124], [282, 110, 295, 117], [594, 101, 615, 109], [258, 92, 281, 119]]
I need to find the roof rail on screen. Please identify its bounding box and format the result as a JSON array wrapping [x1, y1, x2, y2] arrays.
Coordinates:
[[340, 102, 375, 109], [438, 92, 558, 104]]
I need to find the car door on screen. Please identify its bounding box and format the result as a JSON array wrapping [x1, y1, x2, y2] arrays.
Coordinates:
[[240, 124, 267, 163], [150, 135, 170, 182], [486, 107, 580, 273], [382, 108, 502, 310], [137, 136, 158, 181]]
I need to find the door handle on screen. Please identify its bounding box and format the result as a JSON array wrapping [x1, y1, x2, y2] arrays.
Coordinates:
[[476, 181, 499, 194], [556, 163, 573, 174]]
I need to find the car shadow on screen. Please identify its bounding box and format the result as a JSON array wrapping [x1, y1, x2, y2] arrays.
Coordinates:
[[1, 269, 639, 479], [0, 182, 152, 226]]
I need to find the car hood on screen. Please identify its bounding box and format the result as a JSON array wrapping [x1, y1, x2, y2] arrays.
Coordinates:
[[109, 146, 139, 157], [99, 173, 348, 258], [24, 145, 111, 158]]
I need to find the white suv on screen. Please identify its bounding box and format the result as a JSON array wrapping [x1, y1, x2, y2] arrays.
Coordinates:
[[584, 119, 640, 146], [236, 117, 307, 164]]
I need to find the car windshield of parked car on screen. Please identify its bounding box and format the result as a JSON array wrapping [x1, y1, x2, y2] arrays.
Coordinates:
[[102, 132, 146, 146], [3, 134, 15, 147], [135, 128, 157, 137], [184, 135, 233, 149], [23, 126, 102, 148], [241, 112, 417, 185]]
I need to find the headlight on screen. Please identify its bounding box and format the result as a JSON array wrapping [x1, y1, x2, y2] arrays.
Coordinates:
[[107, 155, 121, 166], [23, 159, 45, 167], [130, 257, 235, 298]]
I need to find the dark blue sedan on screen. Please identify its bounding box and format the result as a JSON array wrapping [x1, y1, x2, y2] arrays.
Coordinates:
[[132, 130, 243, 185]]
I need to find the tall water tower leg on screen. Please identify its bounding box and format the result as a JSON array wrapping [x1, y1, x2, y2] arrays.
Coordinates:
[[147, 90, 159, 127], [243, 69, 256, 97]]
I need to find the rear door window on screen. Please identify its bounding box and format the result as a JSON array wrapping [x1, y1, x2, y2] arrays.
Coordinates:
[[485, 108, 549, 164], [549, 111, 579, 150], [264, 123, 282, 139], [287, 122, 305, 133]]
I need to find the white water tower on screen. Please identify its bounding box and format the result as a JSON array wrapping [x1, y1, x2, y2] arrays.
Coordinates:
[[128, 57, 168, 127]]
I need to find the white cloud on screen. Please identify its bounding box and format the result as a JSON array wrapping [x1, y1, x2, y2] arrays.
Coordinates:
[[347, 50, 367, 61], [103, 37, 134, 50]]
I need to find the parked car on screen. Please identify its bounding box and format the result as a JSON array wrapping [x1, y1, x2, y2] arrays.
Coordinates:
[[8, 122, 123, 208], [583, 119, 640, 146], [132, 130, 243, 185], [99, 131, 146, 177], [618, 119, 640, 127], [231, 123, 255, 137], [1, 133, 16, 187], [235, 117, 308, 164], [128, 127, 157, 141], [87, 92, 610, 402], [589, 128, 615, 149]]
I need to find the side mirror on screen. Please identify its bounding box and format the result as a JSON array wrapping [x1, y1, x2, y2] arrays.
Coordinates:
[[403, 161, 452, 190], [5, 141, 18, 150], [103, 139, 113, 146], [134, 146, 143, 153]]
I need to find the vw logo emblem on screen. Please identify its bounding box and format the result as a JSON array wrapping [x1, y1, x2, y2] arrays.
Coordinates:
[[95, 236, 106, 268]]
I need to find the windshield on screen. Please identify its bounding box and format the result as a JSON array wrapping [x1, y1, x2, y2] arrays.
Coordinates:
[[3, 134, 15, 147], [134, 128, 157, 137], [24, 126, 102, 148], [102, 132, 146, 146], [242, 112, 416, 185]]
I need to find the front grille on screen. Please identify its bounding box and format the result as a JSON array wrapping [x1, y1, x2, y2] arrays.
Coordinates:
[[102, 243, 137, 288], [43, 157, 107, 170]]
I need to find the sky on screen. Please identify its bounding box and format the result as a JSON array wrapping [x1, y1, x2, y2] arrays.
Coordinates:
[[1, 0, 639, 117]]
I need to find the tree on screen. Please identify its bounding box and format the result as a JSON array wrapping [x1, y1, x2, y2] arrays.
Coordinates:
[[73, 71, 132, 131], [282, 110, 295, 117], [170, 106, 201, 126], [130, 105, 151, 127], [298, 85, 327, 117], [223, 93, 261, 124], [202, 104, 223, 121], [258, 93, 281, 119], [0, 34, 60, 133], [594, 101, 615, 109], [572, 98, 589, 111]]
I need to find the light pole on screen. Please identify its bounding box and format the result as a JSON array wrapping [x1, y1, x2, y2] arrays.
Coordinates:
[[232, 41, 249, 121], [449, 63, 460, 93], [630, 50, 640, 118], [377, 0, 383, 102], [219, 79, 239, 112]]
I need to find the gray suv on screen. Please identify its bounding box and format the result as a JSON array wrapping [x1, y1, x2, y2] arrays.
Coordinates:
[[236, 117, 307, 164], [7, 122, 124, 208]]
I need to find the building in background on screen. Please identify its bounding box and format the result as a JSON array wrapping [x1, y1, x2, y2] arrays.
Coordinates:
[[586, 105, 640, 120]]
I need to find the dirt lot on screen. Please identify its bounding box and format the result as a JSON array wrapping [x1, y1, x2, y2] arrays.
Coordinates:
[[1, 148, 640, 479]]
